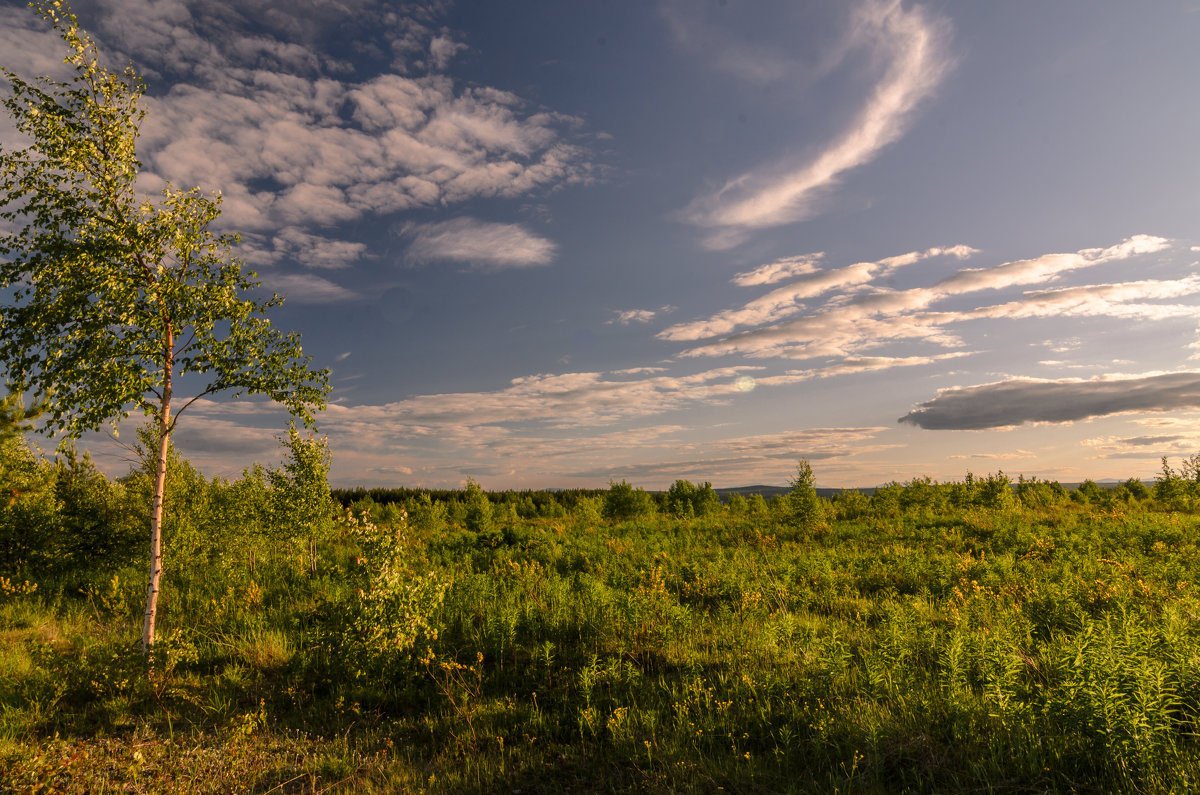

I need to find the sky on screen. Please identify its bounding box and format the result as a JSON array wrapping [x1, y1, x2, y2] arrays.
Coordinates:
[[2, 0, 1200, 490]]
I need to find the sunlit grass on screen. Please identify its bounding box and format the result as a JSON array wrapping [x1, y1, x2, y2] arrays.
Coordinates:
[[4, 483, 1200, 791]]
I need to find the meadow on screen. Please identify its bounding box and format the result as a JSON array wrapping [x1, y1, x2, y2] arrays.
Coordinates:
[[4, 435, 1200, 793]]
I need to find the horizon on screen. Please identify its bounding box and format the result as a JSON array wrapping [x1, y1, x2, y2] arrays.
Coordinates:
[[3, 0, 1199, 491]]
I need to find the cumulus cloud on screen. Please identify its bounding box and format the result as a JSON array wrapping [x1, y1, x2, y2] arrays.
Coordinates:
[[0, 0, 592, 282], [679, 0, 955, 247], [899, 371, 1200, 431], [403, 217, 557, 269], [428, 35, 466, 70], [269, 227, 368, 269]]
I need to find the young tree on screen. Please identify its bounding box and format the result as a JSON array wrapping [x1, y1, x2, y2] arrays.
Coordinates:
[[0, 2, 329, 653], [787, 459, 826, 529]]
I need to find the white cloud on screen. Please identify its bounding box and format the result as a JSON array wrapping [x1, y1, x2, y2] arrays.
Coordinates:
[[607, 305, 677, 325], [267, 273, 359, 303], [403, 217, 557, 269], [732, 253, 824, 287], [271, 227, 368, 269], [0, 1, 594, 272], [935, 235, 1168, 295], [674, 236, 1176, 360], [661, 245, 974, 343], [428, 35, 466, 70], [970, 276, 1200, 322], [679, 0, 955, 247]]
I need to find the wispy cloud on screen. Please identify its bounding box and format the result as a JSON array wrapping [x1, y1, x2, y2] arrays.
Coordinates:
[[732, 254, 824, 287], [678, 0, 955, 248], [267, 273, 359, 303], [675, 236, 1172, 360], [899, 371, 1200, 430], [564, 426, 890, 483], [403, 217, 557, 269], [607, 305, 677, 325], [661, 244, 976, 345]]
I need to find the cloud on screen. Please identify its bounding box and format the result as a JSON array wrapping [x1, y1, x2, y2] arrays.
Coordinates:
[[316, 366, 763, 432], [561, 426, 891, 483], [779, 352, 974, 380], [1, 1, 594, 272], [659, 1, 807, 86], [607, 305, 677, 325], [732, 254, 824, 287], [969, 275, 1200, 322], [676, 236, 1174, 360], [947, 451, 1034, 460], [661, 244, 975, 345], [403, 217, 557, 269], [679, 0, 955, 247], [428, 35, 466, 70], [899, 371, 1200, 430], [935, 235, 1169, 296], [270, 227, 368, 269], [267, 273, 359, 303]]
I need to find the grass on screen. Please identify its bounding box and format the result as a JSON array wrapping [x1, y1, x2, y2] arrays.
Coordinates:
[[4, 486, 1200, 792]]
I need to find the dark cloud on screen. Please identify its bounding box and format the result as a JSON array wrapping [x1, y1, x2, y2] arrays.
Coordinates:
[[1119, 435, 1186, 447], [899, 372, 1200, 430]]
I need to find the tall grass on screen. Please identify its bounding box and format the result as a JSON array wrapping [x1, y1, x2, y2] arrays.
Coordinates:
[[4, 465, 1200, 791]]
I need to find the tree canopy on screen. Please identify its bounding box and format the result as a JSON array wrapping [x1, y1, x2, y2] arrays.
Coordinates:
[[0, 0, 328, 439]]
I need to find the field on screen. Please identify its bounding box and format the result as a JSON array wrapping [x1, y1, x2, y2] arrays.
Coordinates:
[[4, 440, 1200, 793]]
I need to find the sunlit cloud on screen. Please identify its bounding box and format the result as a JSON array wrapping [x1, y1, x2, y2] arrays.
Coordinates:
[[663, 245, 972, 343], [0, 1, 593, 274], [679, 0, 955, 248], [947, 451, 1035, 460], [403, 218, 557, 270], [732, 253, 824, 287], [676, 236, 1174, 360]]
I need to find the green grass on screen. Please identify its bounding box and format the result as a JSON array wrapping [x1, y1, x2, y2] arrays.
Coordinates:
[[4, 493, 1200, 792]]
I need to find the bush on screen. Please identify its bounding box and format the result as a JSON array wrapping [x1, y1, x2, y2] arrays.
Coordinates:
[[462, 480, 494, 534], [603, 480, 655, 522], [664, 480, 719, 518]]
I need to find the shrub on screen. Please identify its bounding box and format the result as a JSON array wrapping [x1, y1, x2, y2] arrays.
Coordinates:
[[603, 480, 655, 522], [664, 479, 719, 518], [462, 480, 494, 534]]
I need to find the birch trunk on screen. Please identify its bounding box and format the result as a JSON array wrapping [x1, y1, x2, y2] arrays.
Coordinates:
[[142, 330, 173, 655]]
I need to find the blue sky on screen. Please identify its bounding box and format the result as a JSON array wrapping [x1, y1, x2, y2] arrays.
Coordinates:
[[3, 0, 1200, 489]]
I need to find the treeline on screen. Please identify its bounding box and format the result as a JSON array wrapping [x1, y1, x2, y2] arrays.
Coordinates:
[[329, 463, 1193, 536]]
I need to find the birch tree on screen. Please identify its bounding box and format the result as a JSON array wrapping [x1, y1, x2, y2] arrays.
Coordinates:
[[0, 1, 330, 654]]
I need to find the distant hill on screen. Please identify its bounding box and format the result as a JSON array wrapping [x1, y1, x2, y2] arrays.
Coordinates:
[[713, 485, 864, 501]]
